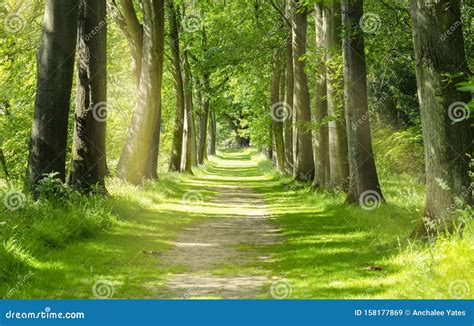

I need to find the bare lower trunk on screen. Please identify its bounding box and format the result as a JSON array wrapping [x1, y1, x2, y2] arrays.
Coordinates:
[[292, 1, 314, 181], [285, 30, 294, 175], [313, 2, 330, 188], [117, 0, 165, 184], [183, 49, 195, 173], [168, 1, 185, 172], [27, 0, 79, 192], [271, 52, 286, 172], [410, 0, 472, 236], [342, 0, 383, 204], [68, 0, 107, 193], [326, 1, 349, 189], [208, 111, 217, 156]]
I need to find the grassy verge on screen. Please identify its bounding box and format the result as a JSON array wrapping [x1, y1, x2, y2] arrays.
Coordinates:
[[252, 152, 473, 299], [0, 168, 218, 299]]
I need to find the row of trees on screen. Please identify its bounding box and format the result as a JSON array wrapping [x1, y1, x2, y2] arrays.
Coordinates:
[[27, 0, 216, 194], [267, 0, 472, 236]]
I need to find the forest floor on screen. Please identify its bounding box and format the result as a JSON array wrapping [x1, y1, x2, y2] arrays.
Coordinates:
[[1, 149, 473, 299]]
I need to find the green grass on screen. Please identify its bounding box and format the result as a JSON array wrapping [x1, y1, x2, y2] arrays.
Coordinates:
[[0, 148, 472, 299]]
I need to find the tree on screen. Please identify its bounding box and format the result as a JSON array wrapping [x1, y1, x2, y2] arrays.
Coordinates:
[[68, 0, 107, 193], [292, 0, 314, 182], [27, 0, 79, 192], [313, 1, 330, 187], [410, 0, 472, 236], [197, 26, 210, 165], [168, 0, 185, 172], [342, 0, 383, 204], [271, 51, 286, 172], [325, 1, 349, 189], [116, 0, 165, 184], [183, 48, 197, 171]]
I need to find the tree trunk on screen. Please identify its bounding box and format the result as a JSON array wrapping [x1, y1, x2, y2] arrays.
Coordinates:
[[197, 74, 210, 164], [292, 1, 314, 182], [342, 0, 383, 204], [0, 148, 10, 181], [208, 111, 217, 156], [27, 0, 79, 191], [271, 52, 286, 172], [183, 49, 195, 173], [68, 0, 107, 193], [117, 0, 165, 184], [325, 1, 349, 189], [313, 2, 330, 188], [168, 0, 185, 172], [285, 28, 294, 175], [410, 0, 472, 236]]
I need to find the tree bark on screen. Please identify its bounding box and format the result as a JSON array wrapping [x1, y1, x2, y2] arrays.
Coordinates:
[[410, 0, 472, 236], [285, 27, 294, 175], [326, 1, 349, 189], [271, 52, 286, 172], [342, 0, 383, 204], [292, 0, 314, 181], [197, 26, 210, 165], [68, 0, 107, 193], [208, 110, 217, 156], [117, 0, 165, 184], [183, 49, 196, 172], [168, 0, 185, 172], [27, 0, 79, 191], [313, 2, 330, 188]]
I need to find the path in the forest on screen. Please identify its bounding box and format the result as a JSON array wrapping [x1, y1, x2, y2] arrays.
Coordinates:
[[158, 151, 284, 299]]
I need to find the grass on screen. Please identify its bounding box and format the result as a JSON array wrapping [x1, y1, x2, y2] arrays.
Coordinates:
[[0, 148, 472, 299]]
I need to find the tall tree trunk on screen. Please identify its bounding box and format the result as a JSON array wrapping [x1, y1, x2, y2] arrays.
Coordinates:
[[271, 52, 286, 172], [27, 0, 79, 191], [117, 0, 165, 184], [325, 1, 349, 189], [342, 0, 383, 204], [168, 0, 185, 172], [285, 29, 294, 175], [292, 0, 314, 181], [68, 0, 107, 193], [208, 111, 217, 156], [313, 2, 330, 188], [197, 74, 210, 164], [410, 0, 472, 236], [183, 49, 195, 173]]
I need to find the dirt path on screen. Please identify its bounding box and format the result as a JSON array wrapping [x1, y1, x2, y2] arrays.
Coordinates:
[[159, 182, 283, 298]]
